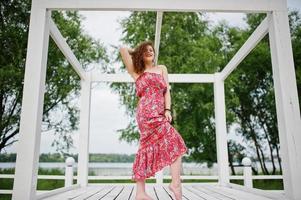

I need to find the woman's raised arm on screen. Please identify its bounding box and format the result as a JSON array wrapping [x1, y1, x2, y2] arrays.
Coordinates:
[[119, 46, 136, 77]]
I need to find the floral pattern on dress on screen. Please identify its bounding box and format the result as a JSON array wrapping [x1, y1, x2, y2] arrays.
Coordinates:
[[132, 71, 188, 181]]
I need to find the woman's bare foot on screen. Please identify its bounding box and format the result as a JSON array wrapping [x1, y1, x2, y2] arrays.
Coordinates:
[[168, 181, 182, 200], [135, 192, 154, 200]]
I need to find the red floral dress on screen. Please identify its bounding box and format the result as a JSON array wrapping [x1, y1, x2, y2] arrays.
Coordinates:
[[132, 71, 188, 181]]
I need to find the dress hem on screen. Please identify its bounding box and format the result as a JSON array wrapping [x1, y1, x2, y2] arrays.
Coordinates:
[[131, 147, 187, 182]]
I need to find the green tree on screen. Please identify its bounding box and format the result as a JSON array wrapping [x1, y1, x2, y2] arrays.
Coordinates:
[[112, 12, 229, 167], [112, 10, 300, 174], [0, 0, 109, 153], [223, 11, 301, 175]]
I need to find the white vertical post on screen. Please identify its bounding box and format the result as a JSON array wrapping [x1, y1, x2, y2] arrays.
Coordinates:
[[77, 72, 92, 187], [214, 72, 230, 186], [242, 157, 253, 188], [65, 157, 75, 187], [12, 3, 50, 200], [268, 9, 301, 200], [155, 169, 164, 185]]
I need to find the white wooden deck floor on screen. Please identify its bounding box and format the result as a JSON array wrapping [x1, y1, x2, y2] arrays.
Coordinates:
[[39, 183, 287, 200]]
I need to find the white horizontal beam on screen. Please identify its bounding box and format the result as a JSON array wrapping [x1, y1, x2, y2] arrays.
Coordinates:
[[154, 11, 163, 66], [49, 18, 86, 80], [90, 72, 215, 83], [220, 17, 269, 81], [37, 0, 285, 12]]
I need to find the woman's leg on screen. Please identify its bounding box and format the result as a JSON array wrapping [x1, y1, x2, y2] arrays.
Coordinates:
[[135, 179, 154, 200], [169, 155, 183, 200]]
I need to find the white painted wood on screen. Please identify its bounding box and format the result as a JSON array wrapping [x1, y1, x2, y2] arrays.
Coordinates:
[[226, 182, 286, 199], [100, 186, 125, 200], [251, 175, 283, 180], [145, 185, 157, 200], [90, 72, 215, 83], [268, 10, 301, 200], [0, 190, 12, 194], [11, 4, 51, 200], [49, 19, 86, 80], [204, 185, 271, 200], [64, 157, 75, 187], [220, 16, 269, 81], [77, 71, 92, 187], [43, 186, 93, 200], [153, 185, 171, 200], [154, 11, 163, 66], [182, 186, 204, 199], [36, 184, 80, 200], [115, 185, 134, 199], [214, 73, 230, 186], [73, 185, 112, 200], [242, 157, 253, 188], [128, 184, 137, 200], [183, 185, 219, 200], [194, 185, 234, 200], [37, 0, 285, 12], [36, 184, 286, 200]]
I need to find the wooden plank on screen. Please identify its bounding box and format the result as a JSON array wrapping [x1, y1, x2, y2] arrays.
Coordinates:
[[203, 185, 250, 200], [128, 184, 137, 200], [39, 184, 286, 200], [153, 185, 172, 200], [36, 185, 80, 199], [193, 185, 235, 200], [226, 183, 286, 199], [44, 186, 99, 200], [162, 183, 176, 199], [182, 186, 206, 200], [211, 185, 274, 200], [72, 185, 112, 200], [183, 185, 219, 200], [145, 185, 158, 200], [99, 185, 125, 200], [115, 185, 134, 200]]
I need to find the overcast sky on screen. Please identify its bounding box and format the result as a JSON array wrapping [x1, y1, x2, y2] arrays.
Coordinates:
[[5, 0, 301, 155]]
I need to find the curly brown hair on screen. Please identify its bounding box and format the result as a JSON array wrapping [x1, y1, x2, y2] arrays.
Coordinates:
[[129, 41, 156, 74]]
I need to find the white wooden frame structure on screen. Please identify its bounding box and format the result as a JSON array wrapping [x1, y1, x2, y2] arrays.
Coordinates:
[[12, 0, 301, 199]]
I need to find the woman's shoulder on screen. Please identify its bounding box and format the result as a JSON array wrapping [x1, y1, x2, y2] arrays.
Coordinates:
[[157, 65, 168, 74]]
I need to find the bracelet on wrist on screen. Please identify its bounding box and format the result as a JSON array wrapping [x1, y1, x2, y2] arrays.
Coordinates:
[[164, 108, 171, 112]]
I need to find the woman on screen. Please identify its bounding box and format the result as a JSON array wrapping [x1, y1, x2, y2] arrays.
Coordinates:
[[119, 41, 188, 200]]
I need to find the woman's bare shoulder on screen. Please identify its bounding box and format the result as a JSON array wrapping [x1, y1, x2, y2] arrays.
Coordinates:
[[157, 65, 168, 74]]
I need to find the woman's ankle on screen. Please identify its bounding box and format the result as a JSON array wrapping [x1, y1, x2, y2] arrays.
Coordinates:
[[170, 180, 181, 187]]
